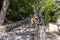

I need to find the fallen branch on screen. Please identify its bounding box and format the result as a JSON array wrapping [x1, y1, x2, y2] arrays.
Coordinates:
[[5, 18, 30, 32]]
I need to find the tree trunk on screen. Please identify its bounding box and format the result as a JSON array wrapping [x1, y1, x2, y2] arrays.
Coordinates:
[[0, 0, 9, 25]]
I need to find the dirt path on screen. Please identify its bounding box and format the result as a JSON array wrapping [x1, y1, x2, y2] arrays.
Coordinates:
[[0, 24, 60, 40]]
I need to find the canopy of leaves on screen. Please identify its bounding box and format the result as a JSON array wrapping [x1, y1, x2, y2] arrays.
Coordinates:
[[6, 0, 34, 22], [40, 0, 60, 25], [5, 0, 60, 25]]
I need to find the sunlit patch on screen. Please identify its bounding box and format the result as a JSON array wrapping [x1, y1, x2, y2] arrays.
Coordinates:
[[57, 36, 60, 40], [49, 23, 58, 32]]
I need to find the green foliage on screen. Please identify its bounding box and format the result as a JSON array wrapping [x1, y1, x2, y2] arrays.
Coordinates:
[[41, 0, 54, 13], [6, 0, 34, 21], [40, 0, 60, 25], [6, 0, 41, 22], [5, 0, 60, 25]]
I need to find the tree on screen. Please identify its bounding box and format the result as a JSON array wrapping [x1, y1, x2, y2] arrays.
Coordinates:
[[5, 0, 34, 22], [40, 0, 60, 25], [0, 0, 9, 25]]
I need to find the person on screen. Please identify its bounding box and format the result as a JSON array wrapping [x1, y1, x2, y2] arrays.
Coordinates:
[[31, 17, 35, 27]]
